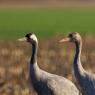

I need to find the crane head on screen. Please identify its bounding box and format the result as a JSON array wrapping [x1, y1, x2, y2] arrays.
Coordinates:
[[18, 33, 38, 44], [59, 32, 82, 43]]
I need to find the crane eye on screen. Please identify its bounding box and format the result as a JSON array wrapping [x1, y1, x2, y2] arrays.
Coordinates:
[[25, 33, 33, 38], [68, 34, 73, 38]]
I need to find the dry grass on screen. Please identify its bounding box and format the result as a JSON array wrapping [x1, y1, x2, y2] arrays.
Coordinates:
[[0, 35, 95, 95]]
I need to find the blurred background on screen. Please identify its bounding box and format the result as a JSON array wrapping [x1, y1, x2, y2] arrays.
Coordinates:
[[0, 0, 95, 95]]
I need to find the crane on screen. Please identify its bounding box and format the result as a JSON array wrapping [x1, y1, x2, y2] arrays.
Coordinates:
[[59, 32, 95, 95], [18, 32, 80, 95]]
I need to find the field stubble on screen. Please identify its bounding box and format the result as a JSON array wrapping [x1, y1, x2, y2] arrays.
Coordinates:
[[0, 35, 95, 95]]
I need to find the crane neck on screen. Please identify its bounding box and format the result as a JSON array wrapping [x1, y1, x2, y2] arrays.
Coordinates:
[[73, 40, 85, 76], [75, 41, 82, 63], [30, 41, 38, 64]]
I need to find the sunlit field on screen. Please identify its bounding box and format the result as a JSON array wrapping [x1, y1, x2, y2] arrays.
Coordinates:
[[0, 35, 95, 95]]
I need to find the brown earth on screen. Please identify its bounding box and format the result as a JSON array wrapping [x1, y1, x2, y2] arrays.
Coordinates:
[[0, 1, 95, 8]]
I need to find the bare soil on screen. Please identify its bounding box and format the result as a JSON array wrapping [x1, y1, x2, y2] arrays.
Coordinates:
[[0, 1, 95, 8]]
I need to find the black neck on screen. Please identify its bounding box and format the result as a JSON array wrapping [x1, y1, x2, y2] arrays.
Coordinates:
[[30, 42, 38, 64], [74, 41, 82, 63], [73, 40, 84, 77]]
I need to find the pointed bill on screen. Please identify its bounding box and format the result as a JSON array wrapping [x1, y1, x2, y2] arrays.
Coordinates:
[[59, 37, 70, 43], [17, 37, 27, 41]]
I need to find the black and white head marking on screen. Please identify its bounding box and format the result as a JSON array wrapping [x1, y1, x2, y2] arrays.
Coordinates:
[[25, 33, 38, 43]]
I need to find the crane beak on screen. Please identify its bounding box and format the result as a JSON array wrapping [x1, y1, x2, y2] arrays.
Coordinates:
[[59, 37, 70, 43], [17, 37, 27, 41]]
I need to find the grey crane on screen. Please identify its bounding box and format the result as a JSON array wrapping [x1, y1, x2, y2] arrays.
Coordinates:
[[59, 32, 95, 95], [18, 32, 80, 95]]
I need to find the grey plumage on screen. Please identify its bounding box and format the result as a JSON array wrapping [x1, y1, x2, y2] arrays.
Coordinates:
[[18, 32, 80, 95], [60, 32, 95, 95]]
